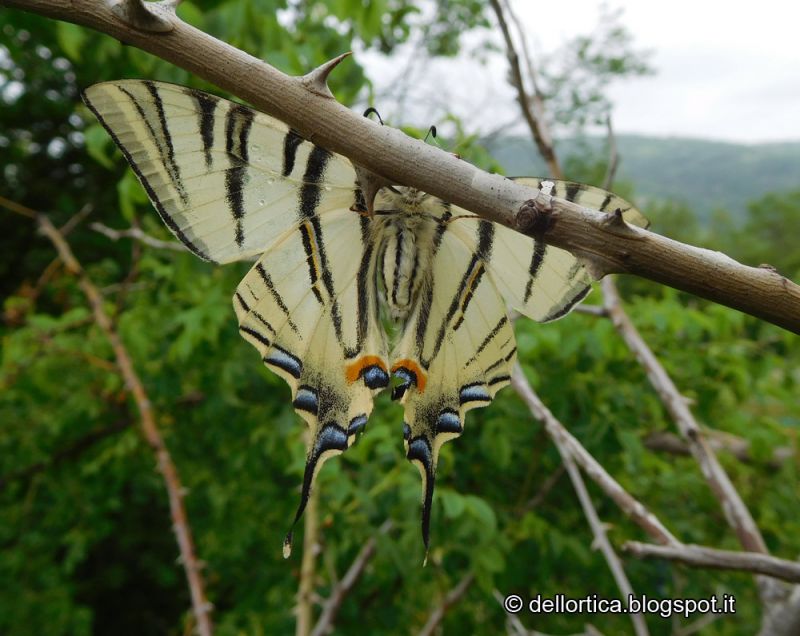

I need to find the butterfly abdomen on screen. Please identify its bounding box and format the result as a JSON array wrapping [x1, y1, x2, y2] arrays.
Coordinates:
[[381, 221, 421, 319]]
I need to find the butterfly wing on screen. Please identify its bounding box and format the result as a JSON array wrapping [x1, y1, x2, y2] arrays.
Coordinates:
[[394, 181, 647, 552], [83, 81, 389, 556], [391, 217, 516, 555], [82, 80, 358, 264], [448, 178, 648, 322]]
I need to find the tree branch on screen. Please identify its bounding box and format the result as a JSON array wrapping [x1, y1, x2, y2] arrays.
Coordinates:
[[562, 454, 649, 636], [4, 0, 800, 332], [90, 221, 186, 251], [489, 0, 562, 178], [310, 520, 392, 636], [643, 430, 793, 469], [3, 197, 214, 636], [601, 278, 768, 556], [418, 573, 475, 636], [624, 542, 800, 584], [511, 363, 680, 547]]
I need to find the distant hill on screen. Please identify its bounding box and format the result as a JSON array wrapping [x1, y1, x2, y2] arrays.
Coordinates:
[[485, 135, 800, 222]]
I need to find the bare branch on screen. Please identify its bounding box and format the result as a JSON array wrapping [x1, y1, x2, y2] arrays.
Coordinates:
[[511, 363, 680, 547], [418, 573, 475, 636], [296, 446, 320, 636], [59, 203, 93, 236], [601, 115, 619, 190], [643, 430, 793, 469], [90, 221, 186, 251], [5, 0, 798, 331], [624, 542, 800, 584], [489, 0, 562, 178], [601, 278, 768, 556], [310, 520, 392, 636], [572, 304, 609, 318], [5, 197, 214, 636], [562, 456, 649, 636]]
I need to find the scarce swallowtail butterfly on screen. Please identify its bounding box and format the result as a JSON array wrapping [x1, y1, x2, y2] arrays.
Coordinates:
[[82, 80, 647, 559]]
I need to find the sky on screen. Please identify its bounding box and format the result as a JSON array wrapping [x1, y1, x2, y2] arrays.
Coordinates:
[[359, 0, 800, 144]]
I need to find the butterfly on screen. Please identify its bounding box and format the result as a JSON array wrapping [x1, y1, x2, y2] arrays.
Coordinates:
[[82, 80, 647, 559]]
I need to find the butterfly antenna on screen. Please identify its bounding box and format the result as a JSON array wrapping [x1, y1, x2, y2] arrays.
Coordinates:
[[363, 107, 384, 125], [424, 125, 437, 143]]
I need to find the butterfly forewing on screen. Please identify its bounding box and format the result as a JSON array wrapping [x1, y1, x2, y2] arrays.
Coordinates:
[[82, 80, 358, 264]]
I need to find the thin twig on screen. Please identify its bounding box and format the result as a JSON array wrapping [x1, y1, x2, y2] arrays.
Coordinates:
[[493, 589, 529, 636], [572, 304, 609, 318], [90, 221, 186, 251], [624, 542, 800, 584], [489, 0, 562, 178], [601, 115, 619, 190], [510, 363, 680, 547], [562, 456, 649, 636], [310, 520, 392, 636], [643, 430, 793, 469], [8, 197, 213, 636], [296, 447, 320, 636], [59, 203, 93, 236], [418, 573, 475, 636], [601, 278, 768, 556]]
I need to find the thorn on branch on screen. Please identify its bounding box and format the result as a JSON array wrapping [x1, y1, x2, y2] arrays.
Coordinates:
[[110, 0, 177, 33], [301, 52, 352, 98]]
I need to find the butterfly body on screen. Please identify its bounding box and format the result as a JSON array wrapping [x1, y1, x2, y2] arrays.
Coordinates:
[[82, 80, 647, 557]]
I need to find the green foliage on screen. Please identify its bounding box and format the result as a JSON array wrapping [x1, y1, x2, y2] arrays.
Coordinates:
[[2, 4, 798, 636]]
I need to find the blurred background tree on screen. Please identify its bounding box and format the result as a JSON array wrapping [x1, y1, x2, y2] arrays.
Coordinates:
[[1, 2, 798, 635]]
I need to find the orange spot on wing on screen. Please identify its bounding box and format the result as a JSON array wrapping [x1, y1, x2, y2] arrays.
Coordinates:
[[345, 355, 387, 384], [391, 358, 427, 393]]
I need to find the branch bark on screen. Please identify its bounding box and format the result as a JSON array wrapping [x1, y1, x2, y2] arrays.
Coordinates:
[[624, 542, 800, 584], [601, 278, 768, 556], [418, 573, 475, 636], [4, 0, 800, 333], [511, 363, 680, 548], [562, 454, 649, 636], [2, 197, 214, 636], [310, 520, 392, 636]]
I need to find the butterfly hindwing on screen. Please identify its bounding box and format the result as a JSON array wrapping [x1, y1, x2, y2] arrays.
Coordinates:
[[85, 80, 389, 556], [234, 205, 388, 556], [448, 178, 648, 322], [391, 217, 516, 554]]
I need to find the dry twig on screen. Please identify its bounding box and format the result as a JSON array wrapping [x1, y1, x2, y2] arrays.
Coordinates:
[[601, 277, 768, 556], [310, 520, 392, 636], [489, 0, 562, 178], [90, 221, 186, 251], [624, 542, 800, 584], [2, 197, 214, 636], [510, 363, 679, 547], [418, 573, 475, 636]]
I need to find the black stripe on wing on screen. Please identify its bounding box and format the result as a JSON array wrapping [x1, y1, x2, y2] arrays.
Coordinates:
[[142, 81, 189, 206], [187, 88, 218, 169], [423, 220, 495, 366], [81, 89, 211, 262], [224, 104, 255, 247]]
